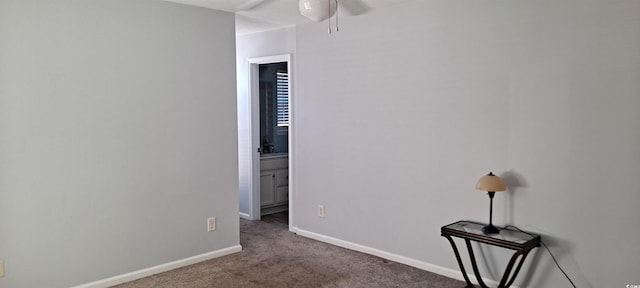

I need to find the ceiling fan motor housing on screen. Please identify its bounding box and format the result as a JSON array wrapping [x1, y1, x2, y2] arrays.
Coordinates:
[[299, 0, 337, 22]]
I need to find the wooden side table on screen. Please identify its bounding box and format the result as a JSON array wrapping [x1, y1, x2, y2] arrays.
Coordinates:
[[441, 221, 541, 288]]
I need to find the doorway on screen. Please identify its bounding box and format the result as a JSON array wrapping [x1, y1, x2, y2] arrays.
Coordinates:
[[246, 54, 293, 231]]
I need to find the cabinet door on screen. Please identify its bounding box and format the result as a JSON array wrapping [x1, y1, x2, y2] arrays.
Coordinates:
[[260, 171, 276, 207], [276, 169, 288, 187], [275, 186, 288, 205]]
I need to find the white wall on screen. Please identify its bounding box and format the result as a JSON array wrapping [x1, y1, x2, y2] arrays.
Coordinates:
[[236, 28, 296, 217], [294, 0, 640, 287], [0, 1, 239, 287]]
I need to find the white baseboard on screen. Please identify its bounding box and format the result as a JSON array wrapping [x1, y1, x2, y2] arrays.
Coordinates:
[[291, 227, 517, 288], [71, 245, 242, 288], [239, 212, 251, 220]]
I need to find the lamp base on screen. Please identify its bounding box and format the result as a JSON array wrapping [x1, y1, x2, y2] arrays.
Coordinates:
[[482, 224, 500, 234]]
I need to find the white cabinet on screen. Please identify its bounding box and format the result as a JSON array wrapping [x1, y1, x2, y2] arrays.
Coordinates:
[[260, 156, 288, 215], [260, 171, 276, 206], [274, 169, 288, 205], [275, 187, 288, 206], [276, 169, 288, 187]]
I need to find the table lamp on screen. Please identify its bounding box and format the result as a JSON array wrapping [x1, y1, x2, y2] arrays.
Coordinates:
[[476, 172, 506, 234]]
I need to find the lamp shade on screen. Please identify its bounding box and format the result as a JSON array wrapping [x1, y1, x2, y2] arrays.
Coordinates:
[[475, 172, 506, 192], [299, 0, 337, 22]]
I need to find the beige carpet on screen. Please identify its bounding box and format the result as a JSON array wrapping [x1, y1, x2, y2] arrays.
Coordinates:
[[112, 214, 464, 288]]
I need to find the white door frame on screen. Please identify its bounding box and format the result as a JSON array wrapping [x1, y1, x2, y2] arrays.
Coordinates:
[[247, 54, 294, 231]]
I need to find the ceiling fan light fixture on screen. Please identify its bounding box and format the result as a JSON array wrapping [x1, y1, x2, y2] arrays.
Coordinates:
[[299, 0, 336, 22]]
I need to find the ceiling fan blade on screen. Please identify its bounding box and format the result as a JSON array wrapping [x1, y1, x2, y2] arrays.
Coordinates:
[[236, 0, 268, 11], [338, 0, 371, 16]]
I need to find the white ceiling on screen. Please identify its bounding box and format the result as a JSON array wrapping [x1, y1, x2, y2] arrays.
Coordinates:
[[163, 0, 416, 35]]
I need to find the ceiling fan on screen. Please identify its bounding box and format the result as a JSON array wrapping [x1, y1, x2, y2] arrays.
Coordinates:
[[237, 0, 371, 32]]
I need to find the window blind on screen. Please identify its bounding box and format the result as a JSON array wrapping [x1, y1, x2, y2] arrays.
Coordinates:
[[276, 71, 289, 127]]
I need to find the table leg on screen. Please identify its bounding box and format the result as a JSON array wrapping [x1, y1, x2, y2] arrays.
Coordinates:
[[465, 239, 490, 288], [443, 235, 476, 288], [499, 250, 531, 288]]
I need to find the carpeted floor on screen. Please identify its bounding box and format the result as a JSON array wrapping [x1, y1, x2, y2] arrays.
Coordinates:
[[112, 213, 464, 288]]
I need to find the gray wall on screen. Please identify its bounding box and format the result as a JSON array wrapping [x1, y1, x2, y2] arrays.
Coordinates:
[[0, 1, 239, 287], [236, 28, 296, 216], [294, 0, 640, 287]]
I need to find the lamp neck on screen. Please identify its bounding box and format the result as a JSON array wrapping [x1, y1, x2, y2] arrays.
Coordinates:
[[488, 191, 495, 226]]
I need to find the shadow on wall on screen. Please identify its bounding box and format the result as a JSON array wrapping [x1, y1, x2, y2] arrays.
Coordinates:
[[473, 230, 588, 288], [500, 170, 528, 225], [494, 170, 590, 287], [519, 233, 590, 288]]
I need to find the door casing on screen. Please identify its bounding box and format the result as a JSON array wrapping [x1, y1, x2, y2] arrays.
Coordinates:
[[246, 54, 293, 231]]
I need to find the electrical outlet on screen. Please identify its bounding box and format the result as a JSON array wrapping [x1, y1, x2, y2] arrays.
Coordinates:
[[207, 217, 216, 232], [0, 260, 4, 277], [318, 205, 325, 217]]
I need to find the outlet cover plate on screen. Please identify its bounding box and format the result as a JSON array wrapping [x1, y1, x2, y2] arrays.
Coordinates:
[[207, 217, 216, 232]]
